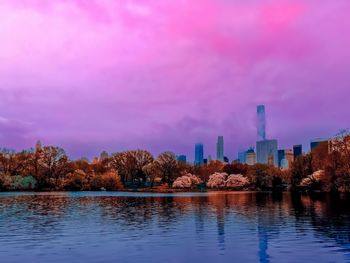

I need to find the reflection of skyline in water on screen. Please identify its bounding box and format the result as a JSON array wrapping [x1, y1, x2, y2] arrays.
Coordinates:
[[0, 192, 349, 262]]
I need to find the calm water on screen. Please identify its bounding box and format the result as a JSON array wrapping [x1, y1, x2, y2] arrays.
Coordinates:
[[0, 192, 350, 263]]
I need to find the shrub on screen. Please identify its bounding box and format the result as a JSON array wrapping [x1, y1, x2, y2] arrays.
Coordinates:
[[12, 176, 37, 190]]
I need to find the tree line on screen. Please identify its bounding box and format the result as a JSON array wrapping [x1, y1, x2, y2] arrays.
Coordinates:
[[0, 130, 349, 192]]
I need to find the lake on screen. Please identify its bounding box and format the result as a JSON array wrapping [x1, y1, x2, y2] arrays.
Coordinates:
[[0, 192, 349, 263]]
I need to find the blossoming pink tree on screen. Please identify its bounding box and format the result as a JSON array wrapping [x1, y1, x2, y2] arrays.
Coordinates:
[[225, 174, 250, 189], [207, 172, 227, 188], [207, 173, 250, 189], [172, 173, 202, 188]]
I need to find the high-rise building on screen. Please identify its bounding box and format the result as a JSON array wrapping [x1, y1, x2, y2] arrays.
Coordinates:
[[257, 105, 266, 141], [278, 149, 285, 168], [216, 136, 224, 161], [293, 145, 302, 159], [177, 155, 187, 163], [279, 149, 293, 169], [246, 148, 257, 165], [256, 139, 278, 167], [238, 151, 247, 164], [194, 143, 204, 165], [280, 158, 289, 169]]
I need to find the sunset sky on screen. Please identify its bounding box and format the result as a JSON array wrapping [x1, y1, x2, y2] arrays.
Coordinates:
[[0, 0, 349, 160]]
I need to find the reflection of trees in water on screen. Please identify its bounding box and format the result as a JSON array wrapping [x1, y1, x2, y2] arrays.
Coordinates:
[[0, 194, 70, 246], [1, 192, 350, 260], [292, 193, 350, 259], [93, 196, 187, 231]]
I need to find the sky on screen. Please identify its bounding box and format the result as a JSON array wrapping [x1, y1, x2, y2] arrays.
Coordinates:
[[0, 0, 349, 160]]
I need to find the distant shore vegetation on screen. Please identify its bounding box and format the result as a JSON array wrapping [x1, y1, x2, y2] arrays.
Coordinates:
[[0, 131, 350, 193]]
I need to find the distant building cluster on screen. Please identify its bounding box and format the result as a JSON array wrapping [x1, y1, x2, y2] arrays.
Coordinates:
[[236, 105, 330, 169], [237, 105, 296, 169], [177, 104, 331, 169], [177, 105, 334, 169]]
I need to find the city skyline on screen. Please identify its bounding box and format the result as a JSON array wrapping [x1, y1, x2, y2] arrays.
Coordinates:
[[0, 1, 349, 160], [0, 107, 345, 162]]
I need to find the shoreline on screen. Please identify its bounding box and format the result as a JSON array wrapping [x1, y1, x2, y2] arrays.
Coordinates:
[[0, 188, 339, 194]]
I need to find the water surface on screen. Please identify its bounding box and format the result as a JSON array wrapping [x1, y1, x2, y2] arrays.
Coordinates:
[[0, 192, 349, 263]]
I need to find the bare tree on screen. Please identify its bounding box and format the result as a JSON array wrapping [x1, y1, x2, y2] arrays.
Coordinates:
[[34, 146, 69, 189], [111, 150, 153, 184], [154, 152, 178, 186], [327, 129, 350, 191]]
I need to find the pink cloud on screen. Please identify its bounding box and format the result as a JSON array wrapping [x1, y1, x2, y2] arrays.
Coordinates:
[[0, 0, 350, 160]]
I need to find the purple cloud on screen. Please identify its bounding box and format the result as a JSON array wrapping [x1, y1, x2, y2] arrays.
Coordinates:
[[0, 0, 350, 160]]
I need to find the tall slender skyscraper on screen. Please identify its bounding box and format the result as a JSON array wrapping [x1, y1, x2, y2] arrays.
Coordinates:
[[195, 143, 204, 165], [216, 136, 224, 161], [257, 105, 266, 141]]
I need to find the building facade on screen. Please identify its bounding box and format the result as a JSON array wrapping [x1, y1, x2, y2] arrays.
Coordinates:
[[238, 151, 246, 164], [256, 139, 278, 167], [194, 143, 204, 165], [176, 155, 187, 163], [216, 136, 224, 161], [293, 144, 302, 159], [278, 149, 285, 168], [257, 105, 266, 141], [246, 149, 257, 165]]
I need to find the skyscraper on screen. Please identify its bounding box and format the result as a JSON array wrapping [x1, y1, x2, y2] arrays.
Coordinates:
[[238, 151, 247, 164], [256, 139, 278, 167], [246, 148, 257, 165], [216, 136, 224, 161], [279, 149, 294, 169], [278, 149, 285, 168], [257, 105, 266, 141], [195, 143, 204, 166], [293, 145, 302, 159]]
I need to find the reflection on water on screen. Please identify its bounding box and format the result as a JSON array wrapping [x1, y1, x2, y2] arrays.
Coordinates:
[[0, 192, 350, 263]]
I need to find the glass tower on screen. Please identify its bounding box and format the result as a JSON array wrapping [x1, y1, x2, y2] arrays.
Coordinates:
[[216, 136, 224, 161], [293, 145, 302, 159], [195, 143, 204, 165], [257, 105, 266, 141], [256, 139, 278, 167]]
